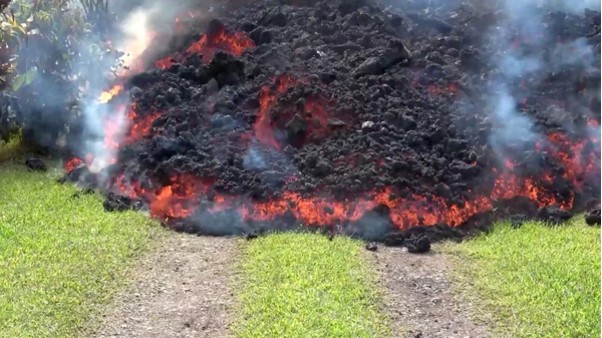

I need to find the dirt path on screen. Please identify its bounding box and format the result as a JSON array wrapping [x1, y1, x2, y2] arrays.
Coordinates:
[[370, 246, 490, 338], [92, 233, 238, 338]]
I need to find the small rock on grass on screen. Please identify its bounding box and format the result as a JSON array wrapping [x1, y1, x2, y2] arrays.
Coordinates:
[[244, 231, 259, 240], [585, 207, 601, 226], [25, 157, 47, 172], [510, 214, 527, 229]]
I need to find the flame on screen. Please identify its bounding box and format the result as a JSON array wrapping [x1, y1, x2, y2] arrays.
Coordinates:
[[98, 84, 124, 104]]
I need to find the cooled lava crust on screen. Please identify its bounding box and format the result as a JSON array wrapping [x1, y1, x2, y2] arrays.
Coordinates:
[[65, 0, 601, 243]]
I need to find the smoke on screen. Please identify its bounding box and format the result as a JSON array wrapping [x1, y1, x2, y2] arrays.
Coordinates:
[[244, 147, 268, 170], [532, 0, 600, 13], [488, 86, 537, 157], [485, 0, 600, 162], [115, 8, 154, 72], [73, 0, 218, 179]]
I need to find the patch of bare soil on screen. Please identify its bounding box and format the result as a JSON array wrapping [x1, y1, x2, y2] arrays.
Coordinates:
[[92, 234, 237, 338], [370, 246, 490, 338]]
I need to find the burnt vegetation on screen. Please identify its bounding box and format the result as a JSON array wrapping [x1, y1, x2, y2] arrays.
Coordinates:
[[3, 0, 600, 248]]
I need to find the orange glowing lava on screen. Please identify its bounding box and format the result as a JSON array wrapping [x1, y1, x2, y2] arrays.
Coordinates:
[[102, 127, 599, 231], [65, 157, 84, 173], [150, 175, 204, 219], [74, 65, 599, 232], [125, 108, 161, 144], [155, 26, 255, 68], [253, 75, 296, 149], [252, 75, 332, 148]]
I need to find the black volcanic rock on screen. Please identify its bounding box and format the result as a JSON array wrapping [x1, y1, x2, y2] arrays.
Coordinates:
[[63, 0, 601, 242], [405, 235, 431, 254], [585, 207, 601, 226], [25, 157, 47, 172]]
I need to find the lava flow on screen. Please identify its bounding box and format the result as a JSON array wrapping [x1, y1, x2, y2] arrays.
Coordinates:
[[106, 130, 598, 230], [63, 1, 601, 241], [97, 68, 599, 230]]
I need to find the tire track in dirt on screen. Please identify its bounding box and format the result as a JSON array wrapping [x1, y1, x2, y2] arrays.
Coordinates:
[[92, 234, 237, 338], [370, 246, 490, 338]]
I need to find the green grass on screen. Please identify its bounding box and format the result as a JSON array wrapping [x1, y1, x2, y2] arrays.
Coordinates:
[[0, 137, 23, 162], [235, 232, 389, 338], [0, 161, 163, 337], [445, 218, 600, 337]]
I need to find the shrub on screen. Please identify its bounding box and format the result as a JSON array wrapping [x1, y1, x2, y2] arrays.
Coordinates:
[[0, 0, 113, 150]]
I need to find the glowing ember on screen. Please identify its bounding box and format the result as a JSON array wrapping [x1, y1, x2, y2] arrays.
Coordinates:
[[155, 57, 175, 69]]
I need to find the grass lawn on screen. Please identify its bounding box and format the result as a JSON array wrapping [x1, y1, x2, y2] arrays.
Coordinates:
[[445, 217, 600, 337], [235, 232, 389, 338], [0, 157, 163, 337]]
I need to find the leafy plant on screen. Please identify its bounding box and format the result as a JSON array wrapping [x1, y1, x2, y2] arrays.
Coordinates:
[[0, 0, 114, 148]]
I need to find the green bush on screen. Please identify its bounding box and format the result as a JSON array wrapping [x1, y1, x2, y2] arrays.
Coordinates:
[[0, 0, 113, 149]]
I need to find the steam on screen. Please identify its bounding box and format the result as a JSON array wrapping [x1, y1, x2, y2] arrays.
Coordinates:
[[78, 3, 162, 174], [115, 8, 154, 72], [76, 0, 215, 178], [488, 86, 537, 157], [485, 0, 600, 161]]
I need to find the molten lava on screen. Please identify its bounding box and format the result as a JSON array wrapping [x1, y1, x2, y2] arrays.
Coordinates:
[[74, 69, 601, 233], [149, 174, 205, 219], [253, 75, 297, 149], [100, 126, 598, 231], [65, 157, 84, 173], [125, 108, 161, 144], [64, 7, 601, 234], [155, 26, 255, 68], [251, 75, 333, 149]]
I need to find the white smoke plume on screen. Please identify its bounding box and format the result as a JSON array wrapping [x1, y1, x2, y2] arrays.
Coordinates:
[[486, 0, 600, 160], [76, 0, 216, 177]]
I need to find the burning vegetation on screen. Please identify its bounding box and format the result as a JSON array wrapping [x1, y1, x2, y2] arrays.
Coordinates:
[[61, 0, 600, 246]]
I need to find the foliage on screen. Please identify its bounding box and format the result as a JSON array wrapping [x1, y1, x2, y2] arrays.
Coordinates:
[[79, 0, 110, 33], [0, 161, 163, 337], [0, 0, 113, 148], [235, 233, 390, 337], [444, 218, 600, 337]]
